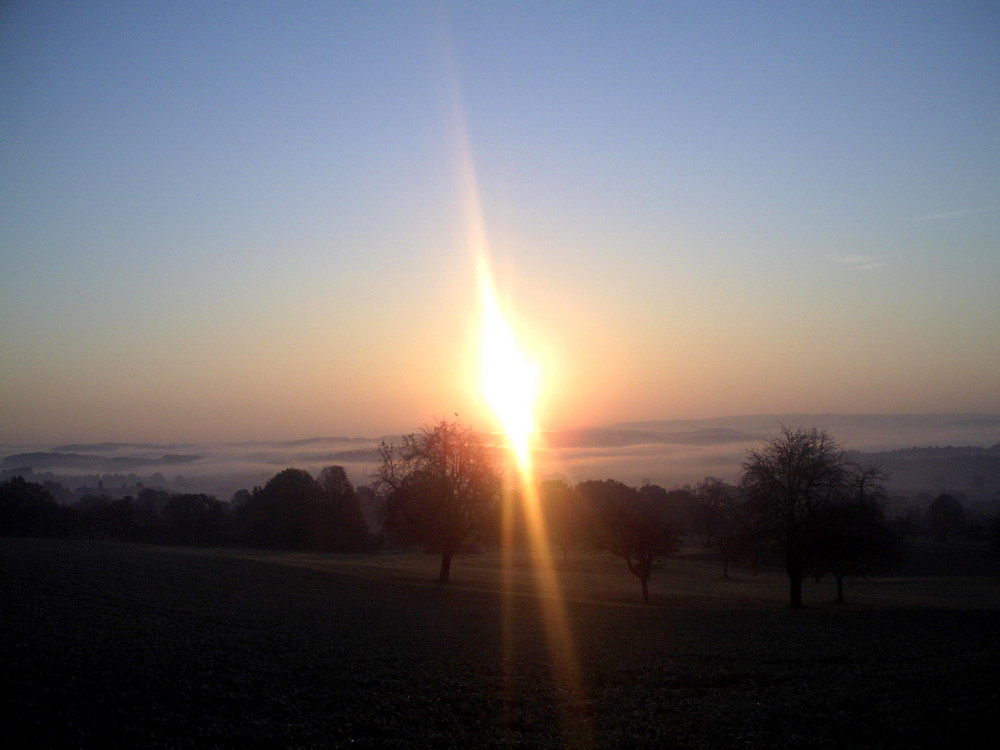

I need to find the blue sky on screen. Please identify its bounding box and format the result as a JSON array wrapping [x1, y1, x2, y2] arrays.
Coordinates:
[[2, 1, 998, 443]]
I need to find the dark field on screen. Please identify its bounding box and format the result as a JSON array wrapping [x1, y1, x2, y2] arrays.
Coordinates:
[[3, 539, 999, 748]]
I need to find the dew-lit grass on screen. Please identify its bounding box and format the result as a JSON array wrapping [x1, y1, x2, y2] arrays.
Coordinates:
[[3, 538, 998, 747]]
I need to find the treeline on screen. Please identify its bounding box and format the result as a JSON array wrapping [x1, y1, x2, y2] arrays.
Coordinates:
[[369, 421, 907, 605], [371, 421, 1000, 605], [6, 422, 1000, 607], [517, 473, 895, 605], [0, 466, 376, 552]]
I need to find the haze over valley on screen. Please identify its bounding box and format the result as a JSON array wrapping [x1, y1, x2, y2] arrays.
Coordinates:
[[5, 413, 998, 513]]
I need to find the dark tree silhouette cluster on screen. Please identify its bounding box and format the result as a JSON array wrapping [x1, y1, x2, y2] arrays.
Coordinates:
[[235, 467, 371, 552], [740, 427, 896, 607], [693, 476, 754, 580], [1, 466, 373, 553], [926, 493, 966, 542], [576, 479, 680, 602], [0, 476, 67, 536]]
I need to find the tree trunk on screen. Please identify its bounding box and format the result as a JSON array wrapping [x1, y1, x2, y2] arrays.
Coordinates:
[[834, 573, 845, 604], [438, 551, 453, 583], [640, 576, 649, 603], [723, 556, 730, 580]]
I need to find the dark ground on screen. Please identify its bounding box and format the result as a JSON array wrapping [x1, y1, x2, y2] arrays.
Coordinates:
[[2, 538, 999, 748]]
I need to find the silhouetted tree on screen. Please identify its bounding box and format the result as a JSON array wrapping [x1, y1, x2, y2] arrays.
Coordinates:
[[989, 513, 1000, 559], [372, 419, 501, 583], [656, 485, 699, 535], [694, 477, 750, 579], [127, 487, 171, 541], [741, 427, 851, 608], [577, 479, 680, 603], [238, 468, 326, 550], [74, 494, 138, 540], [812, 464, 895, 603], [41, 479, 74, 505], [162, 493, 226, 545], [229, 488, 252, 510], [927, 493, 966, 542], [540, 479, 584, 565], [136, 486, 170, 518], [354, 485, 381, 539], [0, 477, 66, 536], [317, 465, 371, 551]]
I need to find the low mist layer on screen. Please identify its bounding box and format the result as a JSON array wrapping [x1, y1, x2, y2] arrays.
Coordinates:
[[3, 414, 998, 504]]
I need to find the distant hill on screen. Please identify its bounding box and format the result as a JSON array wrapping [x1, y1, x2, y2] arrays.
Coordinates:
[[540, 427, 760, 449], [52, 442, 192, 452], [606, 414, 1000, 452], [2, 452, 203, 472], [850, 445, 1000, 498]]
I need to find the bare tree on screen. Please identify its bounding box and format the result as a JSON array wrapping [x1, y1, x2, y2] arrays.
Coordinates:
[[740, 427, 850, 608], [371, 419, 501, 583], [540, 479, 584, 566], [694, 477, 750, 579], [812, 463, 894, 603], [577, 479, 680, 603]]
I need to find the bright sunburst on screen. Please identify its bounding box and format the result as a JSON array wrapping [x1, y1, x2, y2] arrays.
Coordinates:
[[478, 261, 540, 469]]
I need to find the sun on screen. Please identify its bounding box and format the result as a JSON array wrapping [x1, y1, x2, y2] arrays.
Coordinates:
[[478, 262, 540, 469]]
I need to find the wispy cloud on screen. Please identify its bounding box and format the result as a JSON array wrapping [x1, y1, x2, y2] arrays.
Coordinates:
[[828, 254, 894, 271], [912, 206, 998, 221]]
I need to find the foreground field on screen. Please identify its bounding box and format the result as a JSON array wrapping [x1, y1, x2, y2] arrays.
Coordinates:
[[3, 539, 999, 748]]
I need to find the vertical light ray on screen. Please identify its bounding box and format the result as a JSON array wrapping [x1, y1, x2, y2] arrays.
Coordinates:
[[461, 148, 592, 749], [478, 262, 539, 471], [440, 15, 591, 740]]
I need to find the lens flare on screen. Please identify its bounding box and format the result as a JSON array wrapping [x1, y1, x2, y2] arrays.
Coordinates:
[[478, 262, 539, 469], [476, 254, 588, 729], [452, 59, 589, 740]]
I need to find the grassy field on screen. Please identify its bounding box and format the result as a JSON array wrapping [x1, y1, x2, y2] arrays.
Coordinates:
[[3, 539, 999, 748]]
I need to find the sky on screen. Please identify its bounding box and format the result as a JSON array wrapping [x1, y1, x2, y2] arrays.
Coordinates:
[[2, 1, 998, 444]]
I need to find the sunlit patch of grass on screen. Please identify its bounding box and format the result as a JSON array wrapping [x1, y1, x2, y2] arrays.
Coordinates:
[[3, 538, 999, 747]]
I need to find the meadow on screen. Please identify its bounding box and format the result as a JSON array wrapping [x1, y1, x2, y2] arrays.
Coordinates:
[[3, 538, 999, 748]]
